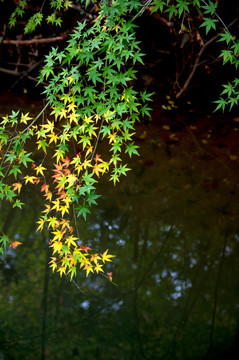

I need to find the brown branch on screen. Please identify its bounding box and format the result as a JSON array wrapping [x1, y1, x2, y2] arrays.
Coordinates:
[[2, 34, 67, 46], [176, 18, 239, 99], [175, 34, 218, 99], [0, 67, 20, 76]]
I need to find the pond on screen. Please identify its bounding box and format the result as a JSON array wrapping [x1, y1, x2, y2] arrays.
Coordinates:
[[0, 94, 239, 360]]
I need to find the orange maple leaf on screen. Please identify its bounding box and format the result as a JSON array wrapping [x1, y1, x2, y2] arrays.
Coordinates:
[[79, 244, 92, 253], [107, 272, 113, 282], [10, 241, 23, 249], [41, 183, 49, 193]]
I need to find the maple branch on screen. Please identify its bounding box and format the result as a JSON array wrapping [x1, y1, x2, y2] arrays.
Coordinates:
[[10, 101, 50, 141], [176, 18, 238, 99], [175, 34, 218, 99], [2, 34, 68, 46]]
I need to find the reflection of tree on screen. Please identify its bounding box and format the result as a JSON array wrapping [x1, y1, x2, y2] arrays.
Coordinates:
[[1, 131, 239, 359]]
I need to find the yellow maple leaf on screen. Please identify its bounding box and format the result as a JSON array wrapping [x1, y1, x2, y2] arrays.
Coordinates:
[[52, 229, 64, 241], [24, 175, 36, 184], [68, 111, 80, 124], [52, 199, 61, 211], [57, 265, 66, 277], [83, 115, 93, 124], [44, 190, 52, 202], [47, 217, 59, 229], [50, 240, 63, 254], [59, 204, 69, 216], [82, 159, 92, 170], [65, 235, 78, 248], [101, 249, 115, 264], [12, 182, 22, 195], [93, 163, 104, 177], [59, 108, 67, 119], [84, 262, 94, 277], [94, 262, 104, 274], [36, 217, 45, 232], [42, 119, 54, 133], [35, 164, 47, 176], [49, 257, 57, 272], [108, 132, 117, 144], [42, 204, 51, 214], [85, 146, 93, 157], [66, 173, 78, 187], [90, 253, 101, 265], [20, 112, 32, 124], [47, 132, 59, 144]]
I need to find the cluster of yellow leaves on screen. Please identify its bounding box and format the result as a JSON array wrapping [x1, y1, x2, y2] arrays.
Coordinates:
[[33, 158, 114, 280], [2, 105, 116, 281]]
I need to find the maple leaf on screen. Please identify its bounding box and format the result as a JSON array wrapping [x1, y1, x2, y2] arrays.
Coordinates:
[[82, 160, 92, 170], [10, 241, 23, 248], [47, 132, 59, 144], [68, 266, 77, 280], [20, 112, 32, 124], [41, 183, 49, 193], [50, 240, 63, 254], [59, 204, 69, 216], [95, 154, 103, 163], [36, 217, 45, 232], [62, 157, 71, 168], [65, 235, 78, 248], [94, 262, 104, 274], [107, 272, 113, 282], [47, 217, 59, 229], [44, 191, 52, 202], [42, 119, 54, 133], [85, 146, 93, 157], [108, 132, 117, 144], [34, 177, 41, 184], [66, 173, 78, 187], [36, 139, 48, 153], [42, 204, 51, 214], [52, 229, 64, 241], [52, 199, 61, 211], [84, 262, 94, 277], [59, 218, 71, 231], [101, 161, 109, 174], [93, 162, 104, 177], [59, 108, 67, 119], [57, 266, 66, 277], [90, 253, 101, 265], [49, 257, 57, 272], [79, 244, 92, 253], [68, 111, 80, 124], [67, 102, 77, 112], [83, 115, 93, 124], [24, 175, 37, 184], [12, 182, 22, 195], [35, 164, 47, 176], [101, 249, 115, 263]]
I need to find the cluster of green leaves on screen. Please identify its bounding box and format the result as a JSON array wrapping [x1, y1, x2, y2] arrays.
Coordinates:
[[1, 0, 239, 278], [0, 0, 153, 279], [8, 0, 72, 33]]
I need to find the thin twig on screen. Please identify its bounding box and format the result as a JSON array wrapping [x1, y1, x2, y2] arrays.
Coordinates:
[[132, 0, 153, 22], [9, 101, 50, 141]]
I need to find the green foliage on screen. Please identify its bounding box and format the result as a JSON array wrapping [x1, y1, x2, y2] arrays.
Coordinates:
[[1, 0, 239, 279], [0, 0, 153, 280]]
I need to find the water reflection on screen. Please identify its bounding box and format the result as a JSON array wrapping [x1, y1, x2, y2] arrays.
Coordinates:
[[1, 103, 239, 359]]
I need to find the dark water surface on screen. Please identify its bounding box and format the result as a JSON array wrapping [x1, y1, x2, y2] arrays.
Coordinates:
[[0, 94, 239, 359]]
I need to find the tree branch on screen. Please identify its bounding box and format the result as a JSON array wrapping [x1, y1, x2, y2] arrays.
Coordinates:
[[2, 34, 68, 46]]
